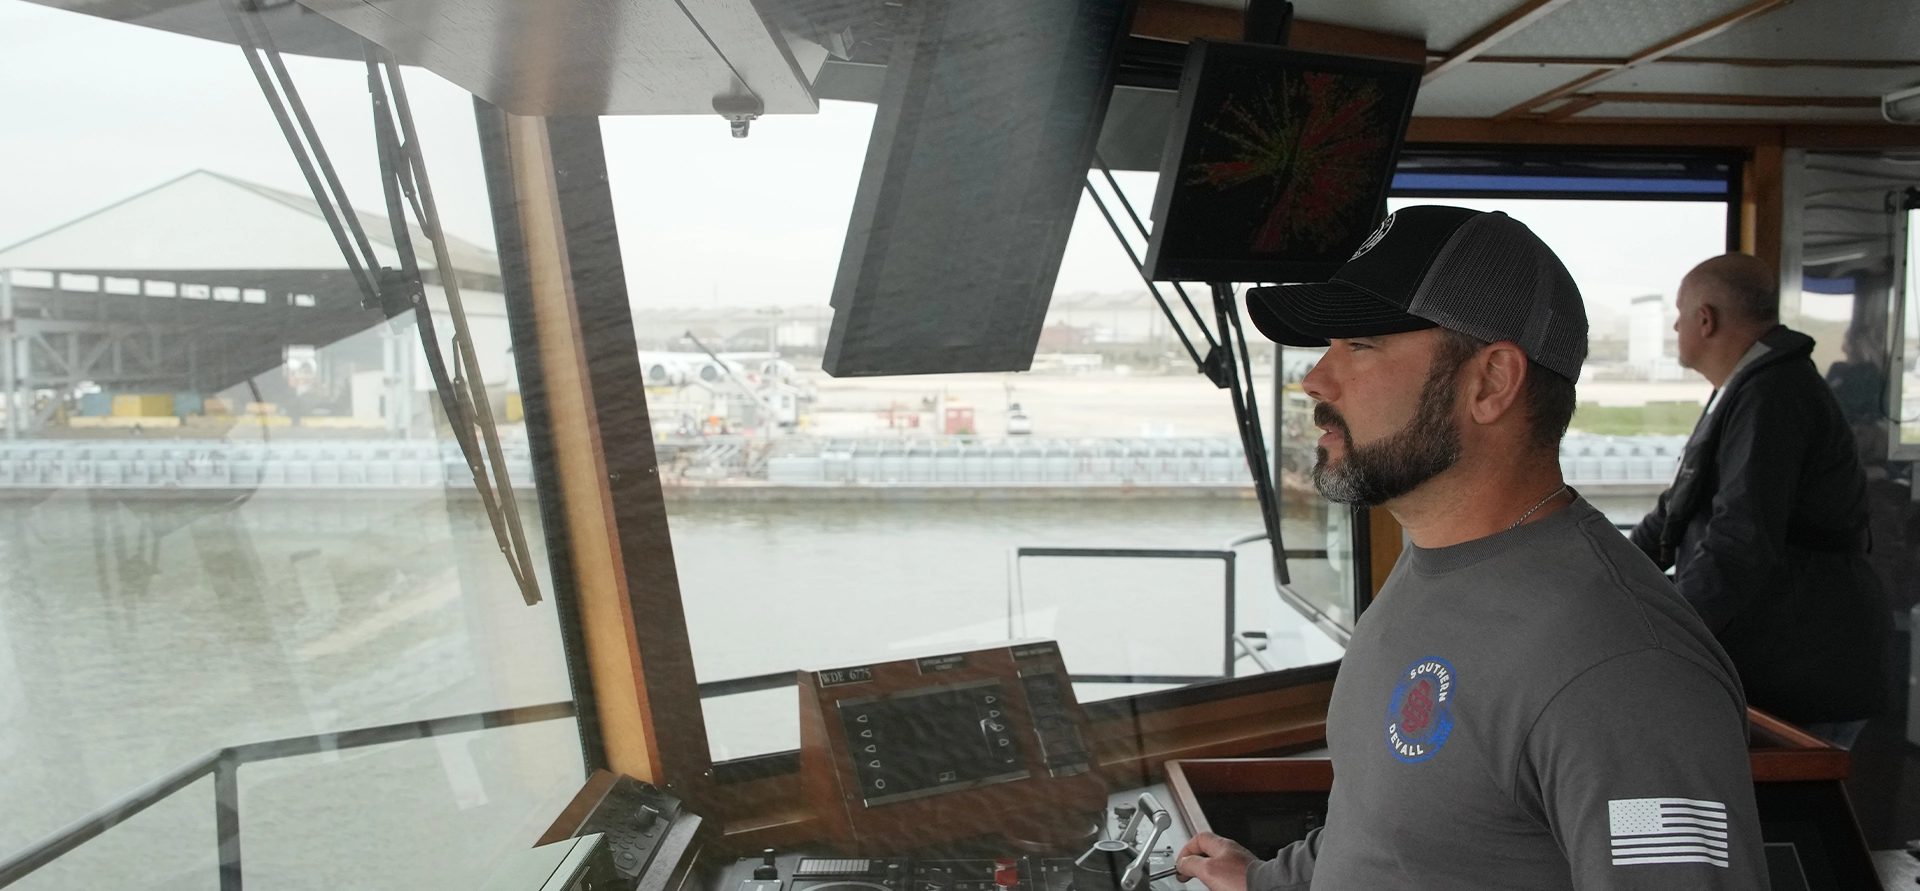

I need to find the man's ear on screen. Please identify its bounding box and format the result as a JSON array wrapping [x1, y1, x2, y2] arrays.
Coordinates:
[[1698, 302, 1719, 338], [1467, 342, 1528, 426]]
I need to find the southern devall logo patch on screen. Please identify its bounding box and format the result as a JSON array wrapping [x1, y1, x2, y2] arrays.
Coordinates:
[[1350, 213, 1394, 261], [1386, 656, 1455, 762]]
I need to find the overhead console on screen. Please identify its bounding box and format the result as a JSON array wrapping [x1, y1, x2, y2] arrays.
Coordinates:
[[821, 0, 1136, 375], [799, 642, 1108, 853]]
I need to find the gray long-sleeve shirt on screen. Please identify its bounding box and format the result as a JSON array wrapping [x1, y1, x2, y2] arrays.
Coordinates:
[[1248, 498, 1767, 890]]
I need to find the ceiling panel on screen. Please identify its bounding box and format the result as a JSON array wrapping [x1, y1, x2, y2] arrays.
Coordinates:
[[1573, 102, 1884, 121], [1188, 0, 1572, 50], [1679, 0, 1920, 60], [297, 0, 818, 116], [1806, 154, 1920, 179], [28, 0, 820, 116], [1412, 61, 1604, 117], [1422, 0, 1569, 55], [1602, 62, 1919, 98], [1494, 0, 1756, 58], [1289, 0, 1520, 49], [26, 0, 367, 60]]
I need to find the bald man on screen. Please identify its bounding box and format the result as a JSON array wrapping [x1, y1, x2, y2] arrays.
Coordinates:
[[1631, 253, 1891, 746]]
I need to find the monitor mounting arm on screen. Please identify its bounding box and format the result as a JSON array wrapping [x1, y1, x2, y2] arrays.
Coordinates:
[[1080, 157, 1289, 584]]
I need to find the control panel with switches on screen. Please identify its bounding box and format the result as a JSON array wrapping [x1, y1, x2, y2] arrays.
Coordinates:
[[836, 678, 1029, 807], [798, 642, 1108, 852]]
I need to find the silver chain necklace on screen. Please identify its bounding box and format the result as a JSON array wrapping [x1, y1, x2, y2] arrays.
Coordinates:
[[1508, 485, 1570, 531]]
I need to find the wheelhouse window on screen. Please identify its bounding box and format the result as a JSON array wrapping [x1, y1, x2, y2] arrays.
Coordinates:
[[601, 107, 1347, 763], [0, 4, 583, 888], [1383, 151, 1737, 527], [1799, 152, 1920, 462]]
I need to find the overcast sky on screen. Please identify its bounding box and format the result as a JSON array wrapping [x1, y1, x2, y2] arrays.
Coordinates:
[[2, 0, 1730, 323]]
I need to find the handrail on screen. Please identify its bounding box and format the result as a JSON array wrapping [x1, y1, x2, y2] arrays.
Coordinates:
[[1275, 582, 1352, 646], [1234, 631, 1277, 673], [1226, 531, 1352, 645], [226, 700, 574, 763], [1224, 531, 1328, 560], [0, 700, 575, 891], [0, 750, 225, 887], [1222, 531, 1267, 550], [1009, 545, 1238, 678], [688, 535, 1345, 702]]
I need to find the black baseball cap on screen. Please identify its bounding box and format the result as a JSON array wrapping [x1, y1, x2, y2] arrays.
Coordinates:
[[1245, 205, 1589, 381]]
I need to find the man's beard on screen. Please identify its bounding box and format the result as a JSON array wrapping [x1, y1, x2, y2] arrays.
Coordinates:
[[1310, 364, 1463, 507]]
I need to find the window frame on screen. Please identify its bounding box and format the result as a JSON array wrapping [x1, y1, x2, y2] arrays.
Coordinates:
[[498, 29, 1915, 849], [501, 137, 1757, 803]]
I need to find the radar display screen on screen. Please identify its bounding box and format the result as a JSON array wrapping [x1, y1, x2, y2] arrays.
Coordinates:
[[837, 679, 1030, 807], [1142, 40, 1421, 284]]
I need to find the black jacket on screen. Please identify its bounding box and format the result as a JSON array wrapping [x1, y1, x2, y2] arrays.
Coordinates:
[[1630, 326, 1891, 724]]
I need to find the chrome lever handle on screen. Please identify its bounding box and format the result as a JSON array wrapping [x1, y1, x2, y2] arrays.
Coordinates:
[[1119, 793, 1171, 891]]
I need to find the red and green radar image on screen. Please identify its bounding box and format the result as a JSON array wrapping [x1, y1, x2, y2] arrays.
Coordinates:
[[1185, 70, 1392, 256]]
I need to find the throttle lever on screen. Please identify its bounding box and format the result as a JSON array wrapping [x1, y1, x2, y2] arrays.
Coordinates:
[[1118, 792, 1172, 891]]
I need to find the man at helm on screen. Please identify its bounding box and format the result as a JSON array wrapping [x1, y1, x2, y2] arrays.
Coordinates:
[[1175, 206, 1765, 889]]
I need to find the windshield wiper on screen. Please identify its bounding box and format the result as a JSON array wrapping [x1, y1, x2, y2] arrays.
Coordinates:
[[225, 1, 543, 605]]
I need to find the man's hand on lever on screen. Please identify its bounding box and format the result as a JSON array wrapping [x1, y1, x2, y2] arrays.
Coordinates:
[[1174, 832, 1254, 891]]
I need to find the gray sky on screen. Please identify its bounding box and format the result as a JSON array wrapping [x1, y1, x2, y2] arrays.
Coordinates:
[[0, 1, 494, 248], [2, 0, 1732, 322]]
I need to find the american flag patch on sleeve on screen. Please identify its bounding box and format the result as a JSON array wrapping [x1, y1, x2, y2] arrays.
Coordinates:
[[1607, 797, 1729, 867]]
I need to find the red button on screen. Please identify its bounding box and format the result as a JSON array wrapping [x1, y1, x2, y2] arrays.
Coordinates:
[[994, 859, 1018, 887]]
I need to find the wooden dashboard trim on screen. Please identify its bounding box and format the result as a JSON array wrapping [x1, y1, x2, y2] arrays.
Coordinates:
[[1160, 760, 1211, 837], [1158, 706, 1850, 836], [698, 696, 1845, 855], [705, 678, 1336, 853], [1749, 707, 1835, 749], [1089, 692, 1332, 787], [1748, 706, 1850, 783], [539, 769, 623, 847]]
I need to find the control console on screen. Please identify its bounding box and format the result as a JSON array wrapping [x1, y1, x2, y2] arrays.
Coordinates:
[[799, 642, 1106, 852], [836, 678, 1028, 807], [720, 790, 1191, 891], [728, 853, 1061, 891]]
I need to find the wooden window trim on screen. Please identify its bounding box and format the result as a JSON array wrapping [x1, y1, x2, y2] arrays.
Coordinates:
[[699, 676, 1335, 853], [478, 106, 713, 803]]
